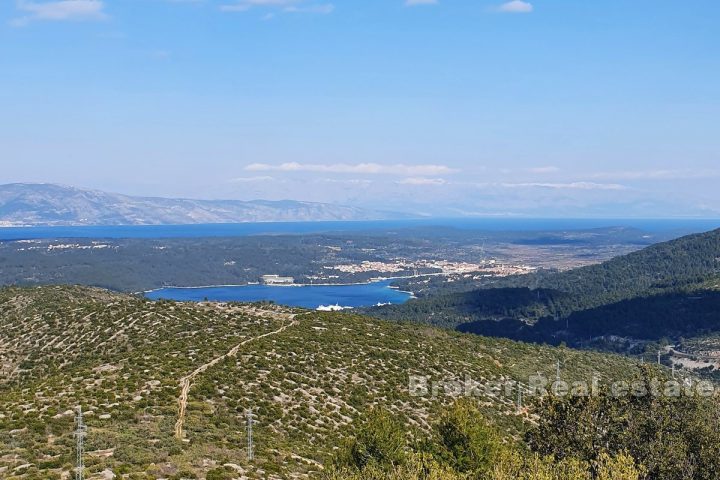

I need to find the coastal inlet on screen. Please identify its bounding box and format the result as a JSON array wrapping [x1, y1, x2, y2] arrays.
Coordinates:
[[144, 279, 413, 310]]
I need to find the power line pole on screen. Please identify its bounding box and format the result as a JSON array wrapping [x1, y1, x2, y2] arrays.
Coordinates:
[[246, 408, 256, 462], [556, 360, 561, 382], [517, 385, 522, 409], [75, 407, 86, 480]]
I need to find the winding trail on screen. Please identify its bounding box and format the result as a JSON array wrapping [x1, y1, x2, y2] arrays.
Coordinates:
[[174, 313, 300, 439]]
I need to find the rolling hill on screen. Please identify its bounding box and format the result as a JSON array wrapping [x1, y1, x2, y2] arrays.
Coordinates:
[[0, 286, 639, 479]]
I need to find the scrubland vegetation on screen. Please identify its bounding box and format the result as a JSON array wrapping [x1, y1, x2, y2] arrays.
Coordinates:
[[1, 286, 648, 479], [329, 367, 720, 480]]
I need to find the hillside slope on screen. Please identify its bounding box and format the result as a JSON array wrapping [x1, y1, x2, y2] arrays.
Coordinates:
[[0, 286, 638, 479], [371, 228, 720, 345], [0, 183, 404, 226]]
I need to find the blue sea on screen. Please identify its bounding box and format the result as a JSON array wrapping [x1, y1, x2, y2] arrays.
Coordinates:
[[1, 218, 719, 240], [144, 279, 411, 310]]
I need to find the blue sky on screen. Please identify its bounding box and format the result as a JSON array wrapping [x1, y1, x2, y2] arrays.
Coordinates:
[[1, 0, 719, 217]]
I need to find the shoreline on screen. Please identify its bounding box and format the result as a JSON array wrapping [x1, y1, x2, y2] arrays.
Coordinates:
[[141, 276, 421, 299], [142, 275, 422, 293]]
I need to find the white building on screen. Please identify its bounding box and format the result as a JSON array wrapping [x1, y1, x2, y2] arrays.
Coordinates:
[[261, 274, 295, 285]]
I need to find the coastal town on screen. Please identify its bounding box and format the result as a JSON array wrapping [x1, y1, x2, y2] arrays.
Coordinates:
[[324, 259, 535, 277], [269, 258, 537, 286]]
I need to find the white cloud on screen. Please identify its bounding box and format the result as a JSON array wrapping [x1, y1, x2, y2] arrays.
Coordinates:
[[13, 0, 107, 25], [397, 177, 447, 185], [496, 0, 533, 13], [229, 176, 275, 183], [405, 0, 438, 6], [284, 3, 334, 13], [316, 178, 373, 186], [220, 0, 333, 14], [501, 182, 627, 191], [245, 162, 458, 176]]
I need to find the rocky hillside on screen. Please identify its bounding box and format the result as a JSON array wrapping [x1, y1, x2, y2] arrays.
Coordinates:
[[0, 286, 641, 479], [0, 184, 404, 226]]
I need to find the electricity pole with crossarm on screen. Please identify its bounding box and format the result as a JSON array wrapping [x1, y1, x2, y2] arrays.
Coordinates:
[[246, 408, 256, 462], [75, 407, 86, 480]]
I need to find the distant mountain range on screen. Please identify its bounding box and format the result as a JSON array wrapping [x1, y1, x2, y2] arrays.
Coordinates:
[[0, 183, 409, 226]]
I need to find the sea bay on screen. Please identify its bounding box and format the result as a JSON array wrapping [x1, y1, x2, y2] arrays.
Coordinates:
[[144, 279, 412, 309]]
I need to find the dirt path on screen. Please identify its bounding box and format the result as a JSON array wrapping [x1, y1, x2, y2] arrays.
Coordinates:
[[174, 312, 301, 439]]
